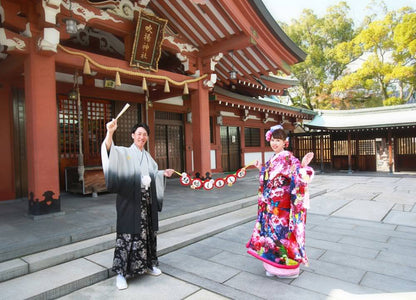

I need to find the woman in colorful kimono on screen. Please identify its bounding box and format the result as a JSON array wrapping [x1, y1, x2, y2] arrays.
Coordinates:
[[101, 119, 174, 290], [246, 125, 314, 278]]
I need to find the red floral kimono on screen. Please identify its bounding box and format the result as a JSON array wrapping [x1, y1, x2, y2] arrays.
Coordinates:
[[247, 150, 314, 267]]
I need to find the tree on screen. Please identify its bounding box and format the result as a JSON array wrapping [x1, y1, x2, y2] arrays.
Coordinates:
[[281, 2, 355, 109], [331, 6, 416, 106]]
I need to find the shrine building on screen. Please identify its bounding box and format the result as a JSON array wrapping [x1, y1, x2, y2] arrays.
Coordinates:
[[0, 0, 315, 214]]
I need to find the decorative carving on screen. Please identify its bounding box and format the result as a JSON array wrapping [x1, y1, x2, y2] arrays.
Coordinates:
[[176, 53, 189, 71], [0, 28, 26, 51], [0, 4, 4, 24], [164, 36, 198, 53], [21, 23, 32, 38], [203, 73, 217, 88], [210, 52, 223, 71], [38, 28, 60, 52], [42, 0, 62, 24], [28, 191, 61, 215], [0, 45, 7, 59], [87, 0, 150, 21], [72, 27, 125, 56], [63, 0, 123, 23]]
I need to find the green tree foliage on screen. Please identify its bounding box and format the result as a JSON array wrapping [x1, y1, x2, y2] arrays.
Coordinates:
[[281, 2, 355, 109], [332, 6, 416, 107], [282, 1, 416, 110]]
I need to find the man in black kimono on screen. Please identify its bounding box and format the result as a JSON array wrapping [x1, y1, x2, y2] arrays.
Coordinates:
[[101, 119, 174, 290]]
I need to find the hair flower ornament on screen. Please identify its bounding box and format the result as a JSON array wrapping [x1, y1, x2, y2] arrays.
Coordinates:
[[265, 125, 283, 142]]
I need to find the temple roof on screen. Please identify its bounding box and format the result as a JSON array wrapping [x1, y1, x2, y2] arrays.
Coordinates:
[[305, 104, 416, 130], [213, 86, 316, 119]]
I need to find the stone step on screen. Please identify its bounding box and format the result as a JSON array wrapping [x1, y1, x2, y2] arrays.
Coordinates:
[[0, 203, 257, 299], [0, 196, 257, 283], [0, 190, 326, 299]]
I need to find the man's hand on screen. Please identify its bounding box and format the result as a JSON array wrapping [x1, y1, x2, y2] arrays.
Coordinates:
[[164, 169, 175, 177], [106, 119, 117, 133]]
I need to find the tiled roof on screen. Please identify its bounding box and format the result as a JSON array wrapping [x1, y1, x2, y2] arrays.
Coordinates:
[[305, 104, 416, 130]]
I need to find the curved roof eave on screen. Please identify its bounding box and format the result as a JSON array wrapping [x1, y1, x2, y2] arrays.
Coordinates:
[[213, 86, 316, 116], [248, 0, 307, 62], [260, 75, 299, 86]]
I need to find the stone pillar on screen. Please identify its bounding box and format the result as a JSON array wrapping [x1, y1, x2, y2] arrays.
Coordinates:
[[24, 50, 60, 215]]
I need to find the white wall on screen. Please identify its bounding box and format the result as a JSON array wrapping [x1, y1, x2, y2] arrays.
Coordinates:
[[210, 150, 216, 170], [264, 151, 274, 162], [244, 152, 262, 166]]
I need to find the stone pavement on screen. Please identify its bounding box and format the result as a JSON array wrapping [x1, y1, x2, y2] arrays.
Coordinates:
[[1, 171, 416, 299]]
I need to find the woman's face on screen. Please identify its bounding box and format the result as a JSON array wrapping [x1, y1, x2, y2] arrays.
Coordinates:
[[270, 137, 285, 154], [132, 127, 148, 150]]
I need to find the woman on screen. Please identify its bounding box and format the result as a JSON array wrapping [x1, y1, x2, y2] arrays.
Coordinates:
[[246, 125, 314, 278], [101, 119, 174, 290]]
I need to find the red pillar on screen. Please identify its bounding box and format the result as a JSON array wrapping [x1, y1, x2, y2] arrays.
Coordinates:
[[190, 81, 211, 176], [0, 83, 15, 200], [24, 51, 60, 215]]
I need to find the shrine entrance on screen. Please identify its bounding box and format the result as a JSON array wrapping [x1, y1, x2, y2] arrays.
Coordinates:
[[154, 111, 185, 172], [220, 126, 241, 172]]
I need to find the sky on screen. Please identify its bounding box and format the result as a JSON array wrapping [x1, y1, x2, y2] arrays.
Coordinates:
[[262, 0, 416, 25]]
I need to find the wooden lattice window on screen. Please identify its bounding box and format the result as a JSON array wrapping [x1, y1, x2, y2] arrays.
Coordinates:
[[58, 97, 79, 159], [359, 139, 375, 155], [85, 100, 112, 159], [314, 135, 331, 162], [58, 96, 112, 165], [114, 102, 139, 147], [244, 127, 260, 147], [396, 137, 416, 155], [333, 140, 357, 155], [297, 136, 313, 159]]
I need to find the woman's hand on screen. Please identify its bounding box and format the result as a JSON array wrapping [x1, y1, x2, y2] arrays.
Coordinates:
[[164, 169, 175, 177], [301, 152, 314, 167], [254, 160, 262, 170]]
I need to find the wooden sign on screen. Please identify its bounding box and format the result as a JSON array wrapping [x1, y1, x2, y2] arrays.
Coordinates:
[[130, 11, 167, 71]]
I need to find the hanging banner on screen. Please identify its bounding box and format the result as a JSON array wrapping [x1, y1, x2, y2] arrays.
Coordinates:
[[130, 11, 167, 71], [174, 160, 255, 191]]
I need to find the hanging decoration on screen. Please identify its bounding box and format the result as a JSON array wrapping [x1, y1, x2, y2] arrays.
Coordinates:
[[58, 45, 208, 94], [83, 58, 91, 75], [174, 160, 255, 190]]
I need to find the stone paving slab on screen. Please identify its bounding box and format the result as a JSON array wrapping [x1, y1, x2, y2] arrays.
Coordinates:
[[305, 258, 366, 284], [308, 197, 351, 215], [383, 210, 416, 227], [338, 236, 416, 257], [160, 252, 240, 283], [310, 223, 390, 243], [332, 200, 393, 221], [59, 272, 201, 300], [292, 271, 382, 297], [224, 271, 324, 300], [185, 289, 230, 300], [319, 250, 416, 282], [327, 289, 416, 300], [361, 271, 416, 293]]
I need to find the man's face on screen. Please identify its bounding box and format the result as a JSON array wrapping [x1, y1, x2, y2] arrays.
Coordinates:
[[132, 127, 148, 150]]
